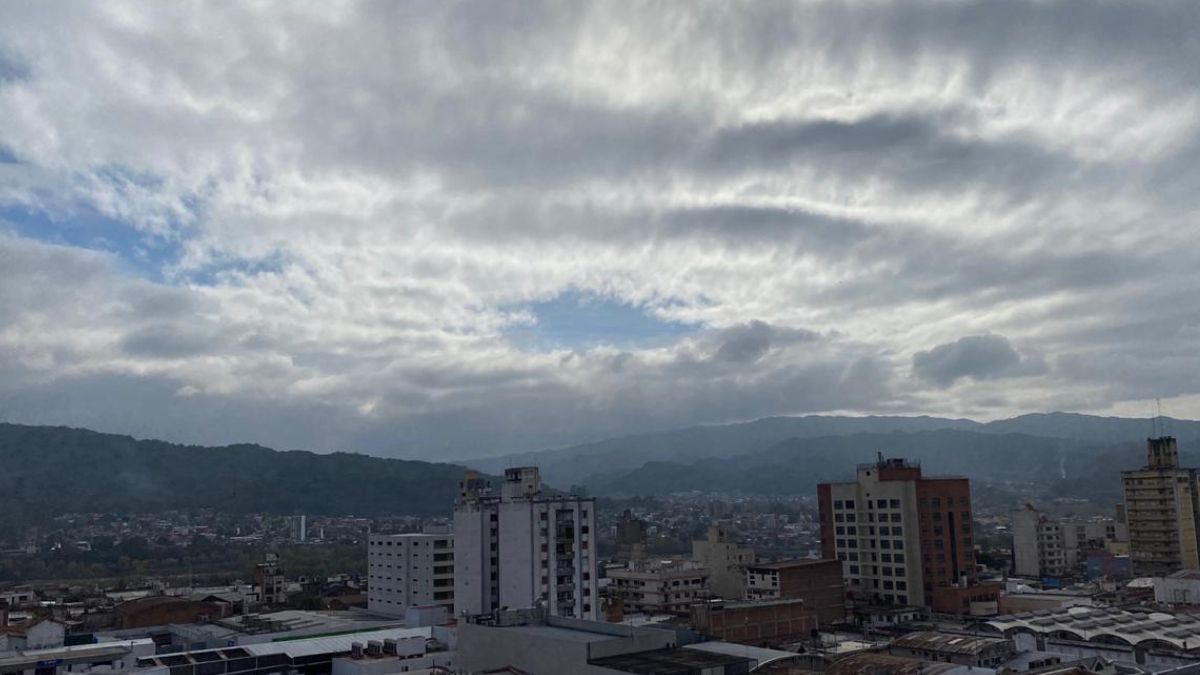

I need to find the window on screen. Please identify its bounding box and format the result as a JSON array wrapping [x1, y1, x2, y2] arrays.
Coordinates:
[[836, 526, 845, 535], [881, 553, 892, 563], [834, 500, 844, 509], [890, 499, 901, 508], [846, 526, 857, 535], [835, 514, 844, 523], [845, 500, 855, 509], [893, 539, 904, 549], [891, 513, 902, 522], [880, 539, 891, 549], [893, 553, 905, 563], [879, 526, 890, 536], [846, 514, 856, 522]]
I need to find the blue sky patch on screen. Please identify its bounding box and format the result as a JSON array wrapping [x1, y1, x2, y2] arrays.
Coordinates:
[[510, 290, 699, 350]]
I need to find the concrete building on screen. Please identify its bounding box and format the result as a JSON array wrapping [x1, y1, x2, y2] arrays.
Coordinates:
[[1152, 569, 1200, 607], [1013, 506, 1129, 579], [607, 559, 709, 615], [454, 467, 599, 620], [135, 626, 455, 675], [691, 524, 754, 600], [1122, 436, 1200, 577], [0, 637, 154, 675], [456, 606, 753, 675], [819, 457, 980, 609], [253, 553, 285, 607], [367, 533, 454, 617], [615, 509, 648, 562], [743, 559, 846, 625]]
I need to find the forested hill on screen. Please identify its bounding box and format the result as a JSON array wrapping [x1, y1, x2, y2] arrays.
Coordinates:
[[0, 423, 474, 524]]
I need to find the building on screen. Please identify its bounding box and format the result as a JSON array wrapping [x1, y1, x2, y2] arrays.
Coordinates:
[[615, 509, 648, 562], [743, 559, 846, 625], [0, 637, 155, 675], [887, 631, 1015, 668], [607, 559, 709, 615], [135, 626, 454, 675], [454, 467, 599, 620], [116, 596, 230, 629], [0, 617, 66, 652], [456, 606, 753, 675], [689, 597, 816, 647], [367, 533, 454, 617], [692, 524, 755, 600], [1013, 505, 1128, 579], [253, 553, 286, 606], [1152, 569, 1200, 607], [1121, 436, 1200, 577], [818, 456, 978, 608]]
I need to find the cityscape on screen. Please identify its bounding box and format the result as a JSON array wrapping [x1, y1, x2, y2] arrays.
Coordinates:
[[3, 429, 1200, 674], [4, 1, 1200, 675]]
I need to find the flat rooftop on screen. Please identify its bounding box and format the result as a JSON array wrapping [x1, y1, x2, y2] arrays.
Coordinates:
[[747, 558, 838, 570], [589, 646, 752, 674]]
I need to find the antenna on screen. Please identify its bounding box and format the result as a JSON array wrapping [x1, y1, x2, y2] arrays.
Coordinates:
[[1156, 398, 1163, 437]]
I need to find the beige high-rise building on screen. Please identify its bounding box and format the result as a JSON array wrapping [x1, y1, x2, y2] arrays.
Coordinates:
[[1122, 437, 1200, 577], [691, 523, 754, 599]]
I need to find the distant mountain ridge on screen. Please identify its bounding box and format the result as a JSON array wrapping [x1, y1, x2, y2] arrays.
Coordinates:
[[0, 423, 480, 528], [470, 412, 1200, 487]]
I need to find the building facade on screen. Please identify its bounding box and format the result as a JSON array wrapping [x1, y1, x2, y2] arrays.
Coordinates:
[[1122, 436, 1200, 577], [367, 533, 454, 617], [454, 467, 599, 620], [1012, 505, 1128, 579], [818, 457, 978, 608], [607, 559, 709, 614], [743, 559, 846, 625], [691, 524, 755, 600]]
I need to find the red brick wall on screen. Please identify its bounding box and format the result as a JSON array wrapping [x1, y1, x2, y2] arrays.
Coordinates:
[[777, 560, 847, 625], [118, 600, 227, 629], [916, 478, 976, 607], [705, 600, 817, 646], [817, 483, 835, 560]]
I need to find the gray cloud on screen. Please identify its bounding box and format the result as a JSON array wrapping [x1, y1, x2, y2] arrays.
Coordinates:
[[0, 2, 1199, 457], [913, 334, 1046, 388]]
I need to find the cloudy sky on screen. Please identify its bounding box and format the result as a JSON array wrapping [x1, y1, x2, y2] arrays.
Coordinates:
[[1, 1, 1198, 460]]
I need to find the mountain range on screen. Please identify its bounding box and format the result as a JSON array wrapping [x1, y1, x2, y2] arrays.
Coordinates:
[[470, 412, 1200, 488], [2, 412, 1197, 530]]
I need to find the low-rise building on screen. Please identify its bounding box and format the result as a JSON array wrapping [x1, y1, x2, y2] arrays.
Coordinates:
[[607, 559, 709, 615], [887, 631, 1016, 668], [689, 597, 816, 647], [457, 607, 753, 675], [1152, 569, 1200, 607], [744, 559, 846, 625]]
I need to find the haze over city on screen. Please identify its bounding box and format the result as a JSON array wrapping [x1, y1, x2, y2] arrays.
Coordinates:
[[2, 2, 1199, 461]]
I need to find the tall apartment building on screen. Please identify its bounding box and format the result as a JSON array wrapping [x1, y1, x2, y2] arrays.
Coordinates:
[[1122, 437, 1200, 577], [692, 523, 755, 599], [454, 467, 598, 620], [1012, 505, 1128, 578], [818, 457, 977, 608], [367, 533, 454, 616]]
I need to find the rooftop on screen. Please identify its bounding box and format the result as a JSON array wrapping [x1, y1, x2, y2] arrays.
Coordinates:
[[589, 646, 752, 674], [747, 558, 838, 571], [891, 632, 1009, 656], [972, 606, 1200, 652]]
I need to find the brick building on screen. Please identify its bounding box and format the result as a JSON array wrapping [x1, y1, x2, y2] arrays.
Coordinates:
[[689, 598, 816, 647], [116, 596, 229, 629], [743, 558, 846, 625], [818, 456, 981, 610]]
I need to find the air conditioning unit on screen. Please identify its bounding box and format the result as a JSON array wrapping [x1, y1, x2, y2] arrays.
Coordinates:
[[382, 639, 398, 656], [367, 640, 383, 657], [351, 642, 364, 659]]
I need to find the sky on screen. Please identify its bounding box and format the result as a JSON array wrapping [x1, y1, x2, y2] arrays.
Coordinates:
[[1, 1, 1199, 461]]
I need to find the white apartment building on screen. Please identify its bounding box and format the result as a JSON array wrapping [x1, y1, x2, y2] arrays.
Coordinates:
[[454, 467, 598, 620], [367, 533, 454, 617], [1012, 505, 1128, 578]]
